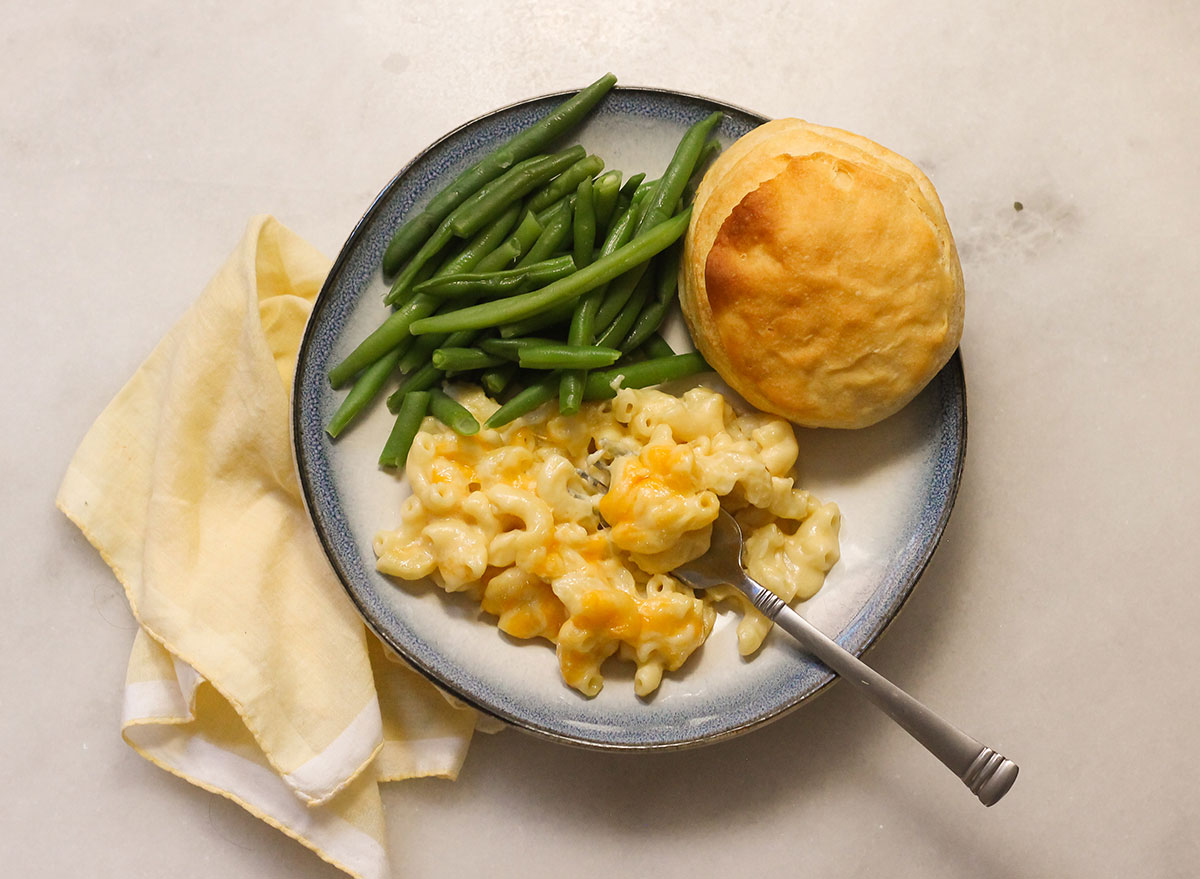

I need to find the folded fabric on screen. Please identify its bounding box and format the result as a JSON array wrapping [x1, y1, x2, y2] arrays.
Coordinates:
[[57, 215, 481, 879]]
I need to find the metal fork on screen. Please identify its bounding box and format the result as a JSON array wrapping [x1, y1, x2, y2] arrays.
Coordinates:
[[673, 508, 1018, 806]]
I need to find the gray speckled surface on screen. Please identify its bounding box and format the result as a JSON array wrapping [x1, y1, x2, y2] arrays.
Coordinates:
[[8, 1, 1200, 877]]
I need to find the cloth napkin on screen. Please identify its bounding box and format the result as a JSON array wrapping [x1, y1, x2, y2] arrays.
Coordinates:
[[57, 215, 482, 879]]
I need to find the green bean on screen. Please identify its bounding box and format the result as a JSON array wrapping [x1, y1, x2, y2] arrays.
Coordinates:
[[397, 338, 430, 374], [560, 170, 613, 414], [388, 206, 519, 373], [558, 370, 585, 416], [516, 197, 574, 267], [619, 172, 647, 200], [595, 181, 652, 259], [476, 183, 644, 343], [587, 183, 657, 327], [435, 201, 523, 278], [497, 302, 574, 338], [642, 332, 676, 359], [398, 326, 480, 379], [591, 170, 622, 231], [472, 210, 543, 273], [378, 391, 431, 468], [572, 176, 596, 271], [480, 336, 560, 361], [386, 363, 441, 412], [527, 154, 605, 213], [518, 344, 621, 369], [559, 279, 599, 413], [611, 181, 653, 242], [582, 353, 709, 400], [619, 299, 670, 353], [413, 255, 576, 300], [408, 207, 691, 335], [595, 269, 653, 349], [492, 72, 613, 163], [480, 362, 518, 396], [592, 264, 647, 331], [385, 149, 575, 305], [381, 72, 617, 276], [618, 241, 678, 351], [683, 138, 722, 202], [386, 257, 439, 310], [534, 194, 570, 226], [449, 146, 585, 238], [328, 299, 427, 388], [484, 372, 561, 428], [395, 208, 540, 371], [637, 111, 723, 235], [431, 347, 506, 373], [566, 289, 602, 357], [428, 388, 480, 436], [343, 206, 522, 382], [384, 197, 520, 307], [653, 239, 682, 303], [384, 221, 456, 305], [327, 346, 404, 437]]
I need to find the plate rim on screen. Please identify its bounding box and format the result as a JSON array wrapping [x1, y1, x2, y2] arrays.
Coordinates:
[[292, 85, 968, 750]]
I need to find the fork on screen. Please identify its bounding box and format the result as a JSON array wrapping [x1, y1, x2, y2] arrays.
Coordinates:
[[672, 508, 1018, 806]]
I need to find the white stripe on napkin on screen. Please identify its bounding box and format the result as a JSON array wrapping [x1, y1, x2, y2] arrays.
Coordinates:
[[282, 695, 383, 804], [171, 655, 205, 708], [124, 721, 388, 879], [123, 678, 193, 726]]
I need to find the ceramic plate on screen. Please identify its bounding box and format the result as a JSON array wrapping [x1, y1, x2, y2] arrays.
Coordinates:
[[293, 86, 967, 749]]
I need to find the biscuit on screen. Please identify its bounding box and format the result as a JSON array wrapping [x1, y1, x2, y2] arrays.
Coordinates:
[[680, 119, 963, 428]]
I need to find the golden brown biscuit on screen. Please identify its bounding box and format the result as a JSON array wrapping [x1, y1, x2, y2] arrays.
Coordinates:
[[680, 120, 963, 429]]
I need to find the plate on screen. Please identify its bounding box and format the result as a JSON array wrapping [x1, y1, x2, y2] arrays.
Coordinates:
[[292, 86, 967, 749]]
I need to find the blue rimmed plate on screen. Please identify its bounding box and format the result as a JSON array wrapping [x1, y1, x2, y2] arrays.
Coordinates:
[[292, 86, 967, 749]]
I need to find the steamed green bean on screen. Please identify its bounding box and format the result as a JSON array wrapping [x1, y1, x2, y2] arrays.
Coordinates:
[[496, 302, 574, 338], [480, 336, 559, 361], [398, 326, 480, 380], [619, 298, 669, 353], [636, 111, 723, 235], [516, 197, 574, 267], [593, 171, 622, 227], [642, 333, 676, 359], [327, 345, 404, 437], [582, 353, 709, 400], [480, 362, 518, 395], [428, 388, 480, 435], [595, 269, 652, 349], [408, 208, 691, 336], [431, 347, 506, 373], [472, 210, 543, 274], [449, 146, 585, 238], [386, 363, 440, 412], [484, 372, 561, 428], [381, 72, 616, 276], [379, 391, 430, 468], [434, 201, 523, 278], [572, 176, 596, 271], [413, 255, 576, 300], [518, 344, 621, 369], [527, 154, 605, 213]]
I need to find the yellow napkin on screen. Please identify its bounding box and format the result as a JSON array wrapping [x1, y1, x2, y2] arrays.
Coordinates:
[[57, 215, 481, 879]]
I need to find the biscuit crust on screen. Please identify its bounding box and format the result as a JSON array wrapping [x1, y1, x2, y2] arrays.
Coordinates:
[[680, 119, 963, 428]]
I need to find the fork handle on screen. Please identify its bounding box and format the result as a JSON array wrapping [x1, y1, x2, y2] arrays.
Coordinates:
[[748, 581, 1018, 806]]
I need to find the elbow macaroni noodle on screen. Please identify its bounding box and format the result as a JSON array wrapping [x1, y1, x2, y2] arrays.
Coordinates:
[[374, 384, 841, 697]]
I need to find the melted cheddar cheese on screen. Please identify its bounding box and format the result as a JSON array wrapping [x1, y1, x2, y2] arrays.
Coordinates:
[[374, 384, 840, 697]]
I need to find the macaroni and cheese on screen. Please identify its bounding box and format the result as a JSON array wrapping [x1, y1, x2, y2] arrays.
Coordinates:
[[374, 384, 840, 697]]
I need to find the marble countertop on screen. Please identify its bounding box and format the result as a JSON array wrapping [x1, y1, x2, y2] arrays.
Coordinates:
[[5, 2, 1198, 876]]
